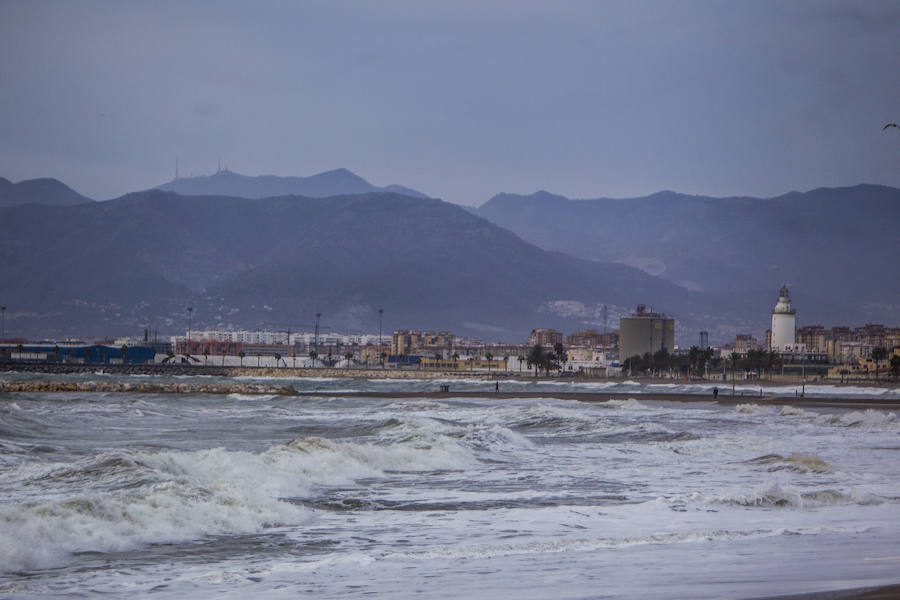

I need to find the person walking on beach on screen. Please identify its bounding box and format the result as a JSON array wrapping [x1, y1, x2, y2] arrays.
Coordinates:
[[713, 386, 719, 399], [495, 381, 500, 393]]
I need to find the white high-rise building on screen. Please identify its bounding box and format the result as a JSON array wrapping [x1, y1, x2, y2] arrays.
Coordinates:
[[770, 285, 796, 351]]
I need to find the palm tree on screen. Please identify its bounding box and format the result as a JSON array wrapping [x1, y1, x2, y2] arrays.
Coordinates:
[[221, 349, 227, 366], [553, 343, 567, 373], [485, 351, 493, 375], [518, 355, 525, 374], [121, 344, 129, 364], [274, 353, 282, 368], [890, 354, 900, 381], [203, 348, 209, 366], [730, 352, 741, 394], [238, 351, 245, 367], [379, 351, 387, 368], [345, 351, 353, 368], [309, 350, 318, 367], [527, 344, 545, 378]]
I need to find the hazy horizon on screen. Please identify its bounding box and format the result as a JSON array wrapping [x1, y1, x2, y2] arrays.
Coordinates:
[[2, 1, 899, 205]]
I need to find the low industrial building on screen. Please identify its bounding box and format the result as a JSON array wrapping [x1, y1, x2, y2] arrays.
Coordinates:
[[418, 358, 507, 372], [0, 342, 156, 364]]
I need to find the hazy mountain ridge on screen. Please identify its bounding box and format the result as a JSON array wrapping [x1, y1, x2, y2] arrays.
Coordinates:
[[3, 174, 891, 342], [0, 177, 93, 207], [155, 168, 431, 200], [475, 183, 900, 329], [0, 189, 739, 341]]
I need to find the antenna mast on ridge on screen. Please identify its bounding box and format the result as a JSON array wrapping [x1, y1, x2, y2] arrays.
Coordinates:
[[603, 304, 608, 337]]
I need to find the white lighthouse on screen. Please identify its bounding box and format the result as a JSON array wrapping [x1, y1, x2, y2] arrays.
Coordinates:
[[770, 285, 796, 351]]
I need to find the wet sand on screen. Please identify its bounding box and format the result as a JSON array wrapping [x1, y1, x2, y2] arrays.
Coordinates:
[[749, 582, 900, 599]]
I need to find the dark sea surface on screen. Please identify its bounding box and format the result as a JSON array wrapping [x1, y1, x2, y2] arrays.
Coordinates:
[[1, 374, 899, 598]]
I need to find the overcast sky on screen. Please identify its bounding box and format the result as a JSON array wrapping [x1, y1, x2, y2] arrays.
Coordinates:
[[1, 0, 899, 204]]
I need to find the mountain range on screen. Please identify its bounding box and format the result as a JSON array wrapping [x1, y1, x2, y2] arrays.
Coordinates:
[[155, 168, 430, 200], [475, 185, 900, 331], [0, 189, 736, 342], [1, 170, 896, 344]]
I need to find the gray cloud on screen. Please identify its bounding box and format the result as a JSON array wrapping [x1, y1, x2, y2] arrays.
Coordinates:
[[1, 0, 898, 203]]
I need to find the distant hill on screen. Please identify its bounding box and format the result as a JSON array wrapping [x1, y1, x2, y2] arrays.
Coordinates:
[[0, 189, 743, 342], [0, 177, 93, 207], [155, 168, 431, 199], [475, 184, 900, 331]]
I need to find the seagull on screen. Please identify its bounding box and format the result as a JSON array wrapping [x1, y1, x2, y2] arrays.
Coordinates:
[[884, 123, 898, 130]]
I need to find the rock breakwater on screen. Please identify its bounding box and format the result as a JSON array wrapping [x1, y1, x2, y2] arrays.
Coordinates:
[[0, 380, 296, 395]]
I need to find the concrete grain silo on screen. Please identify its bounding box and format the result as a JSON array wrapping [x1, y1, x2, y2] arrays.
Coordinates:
[[618, 305, 675, 362]]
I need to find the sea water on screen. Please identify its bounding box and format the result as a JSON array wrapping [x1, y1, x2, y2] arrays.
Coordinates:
[[1, 376, 899, 598]]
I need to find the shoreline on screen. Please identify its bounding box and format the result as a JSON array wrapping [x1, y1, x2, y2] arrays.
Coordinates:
[[2, 362, 898, 389], [2, 379, 899, 410]]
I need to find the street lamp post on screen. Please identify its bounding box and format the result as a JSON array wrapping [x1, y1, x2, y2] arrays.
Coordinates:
[[378, 308, 384, 347], [378, 308, 384, 367], [314, 313, 321, 358], [187, 307, 193, 359]]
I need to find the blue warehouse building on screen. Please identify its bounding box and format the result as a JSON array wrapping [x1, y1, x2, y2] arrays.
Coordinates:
[[0, 343, 156, 365]]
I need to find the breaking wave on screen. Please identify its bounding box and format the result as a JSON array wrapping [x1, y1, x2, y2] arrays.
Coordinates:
[[815, 410, 897, 429], [744, 453, 832, 473], [681, 483, 886, 509], [603, 398, 648, 410], [0, 433, 477, 573], [735, 405, 897, 429]]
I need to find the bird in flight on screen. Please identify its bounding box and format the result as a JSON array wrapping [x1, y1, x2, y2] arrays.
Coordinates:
[[884, 123, 898, 130]]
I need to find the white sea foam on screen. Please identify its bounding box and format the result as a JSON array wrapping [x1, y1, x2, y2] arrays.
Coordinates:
[[735, 403, 773, 414], [226, 393, 280, 401], [387, 528, 794, 562]]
